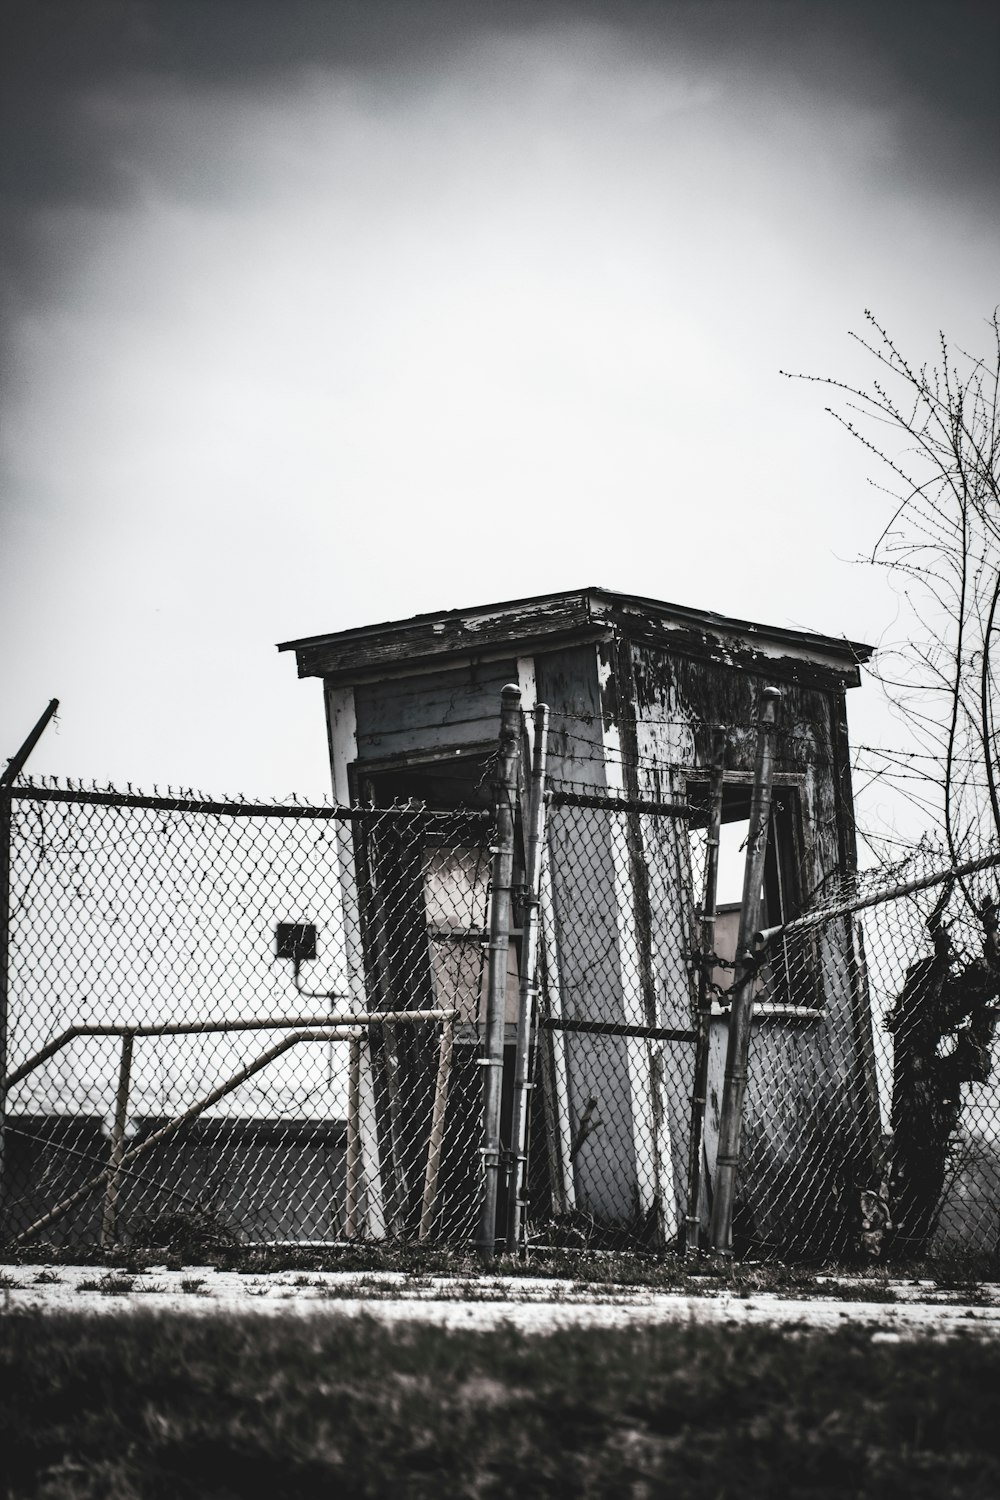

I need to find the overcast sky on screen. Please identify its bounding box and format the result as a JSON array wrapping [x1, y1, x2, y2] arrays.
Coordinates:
[[2, 0, 998, 833]]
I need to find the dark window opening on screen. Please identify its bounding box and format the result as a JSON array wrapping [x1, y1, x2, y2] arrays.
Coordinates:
[[689, 782, 813, 1007], [355, 752, 495, 813], [352, 756, 519, 1036]]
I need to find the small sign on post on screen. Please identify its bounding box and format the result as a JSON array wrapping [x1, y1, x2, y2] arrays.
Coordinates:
[[275, 923, 318, 963]]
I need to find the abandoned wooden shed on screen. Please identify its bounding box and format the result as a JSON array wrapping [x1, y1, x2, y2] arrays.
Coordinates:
[[279, 587, 880, 1255]]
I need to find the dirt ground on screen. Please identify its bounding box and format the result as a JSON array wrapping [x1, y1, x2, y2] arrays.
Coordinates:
[[6, 1265, 1000, 1339]]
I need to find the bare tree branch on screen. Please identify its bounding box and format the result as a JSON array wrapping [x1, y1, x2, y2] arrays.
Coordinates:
[[785, 312, 1000, 879]]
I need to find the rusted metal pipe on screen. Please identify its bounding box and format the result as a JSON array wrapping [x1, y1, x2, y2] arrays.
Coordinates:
[[709, 687, 781, 1256], [506, 703, 549, 1253], [683, 729, 726, 1254], [478, 684, 522, 1261]]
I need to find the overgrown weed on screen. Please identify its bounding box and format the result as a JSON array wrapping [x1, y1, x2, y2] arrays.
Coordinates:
[[76, 1272, 136, 1296]]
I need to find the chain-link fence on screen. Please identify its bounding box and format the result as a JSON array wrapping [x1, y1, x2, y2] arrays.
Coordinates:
[[3, 747, 999, 1265], [742, 847, 1000, 1263], [0, 784, 492, 1250]]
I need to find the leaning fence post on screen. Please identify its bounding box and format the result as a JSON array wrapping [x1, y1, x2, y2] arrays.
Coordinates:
[[506, 702, 549, 1253], [709, 686, 781, 1256], [478, 684, 522, 1261], [418, 1012, 455, 1242], [101, 1032, 134, 1247]]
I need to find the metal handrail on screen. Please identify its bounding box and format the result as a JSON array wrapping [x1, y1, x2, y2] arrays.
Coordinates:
[[8, 1008, 457, 1248], [2, 1009, 455, 1093]]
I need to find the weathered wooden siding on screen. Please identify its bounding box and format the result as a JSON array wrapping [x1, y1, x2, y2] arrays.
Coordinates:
[[535, 645, 645, 1225], [353, 661, 517, 764]]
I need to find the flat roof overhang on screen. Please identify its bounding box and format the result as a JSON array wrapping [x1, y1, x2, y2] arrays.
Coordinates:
[[278, 587, 873, 690]]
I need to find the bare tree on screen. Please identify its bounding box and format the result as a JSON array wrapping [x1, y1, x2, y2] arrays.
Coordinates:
[[784, 312, 1000, 876], [787, 316, 1000, 1260]]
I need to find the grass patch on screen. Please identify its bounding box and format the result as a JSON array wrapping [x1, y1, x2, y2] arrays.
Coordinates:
[[76, 1273, 136, 1296], [3, 1309, 1000, 1498], [3, 1239, 992, 1305]]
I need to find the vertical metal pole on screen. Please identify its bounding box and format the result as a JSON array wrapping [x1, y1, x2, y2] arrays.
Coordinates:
[[709, 686, 781, 1256], [537, 860, 576, 1215], [345, 1033, 361, 1238], [683, 729, 726, 1253], [418, 1013, 455, 1242], [101, 1032, 134, 1247], [0, 789, 10, 1226], [1, 701, 58, 1225], [478, 684, 521, 1261], [506, 703, 549, 1253]]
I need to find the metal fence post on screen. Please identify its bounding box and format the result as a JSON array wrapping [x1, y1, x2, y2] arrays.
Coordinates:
[[101, 1032, 134, 1247], [506, 702, 549, 1253], [710, 686, 781, 1255], [478, 684, 522, 1260], [683, 728, 726, 1253], [0, 788, 10, 1225], [345, 1033, 362, 1238], [1, 699, 59, 1226]]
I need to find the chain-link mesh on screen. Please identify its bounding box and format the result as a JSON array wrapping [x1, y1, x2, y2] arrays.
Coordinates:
[[5, 757, 999, 1265], [739, 847, 1000, 1263], [526, 778, 1000, 1264], [1, 784, 492, 1250]]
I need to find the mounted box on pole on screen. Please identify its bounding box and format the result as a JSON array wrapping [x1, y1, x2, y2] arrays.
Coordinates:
[[478, 684, 522, 1260], [709, 686, 781, 1255]]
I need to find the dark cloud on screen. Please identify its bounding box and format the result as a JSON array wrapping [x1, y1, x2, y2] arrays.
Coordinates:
[[5, 1, 997, 187], [1, 0, 996, 340]]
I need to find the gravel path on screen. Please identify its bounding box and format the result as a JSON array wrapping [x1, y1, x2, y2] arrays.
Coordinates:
[[5, 1267, 1000, 1339]]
